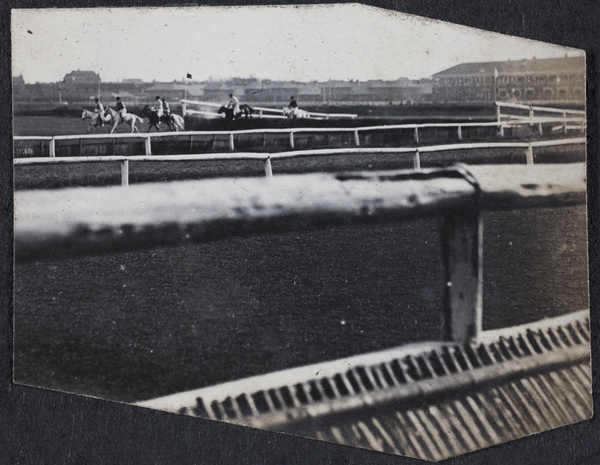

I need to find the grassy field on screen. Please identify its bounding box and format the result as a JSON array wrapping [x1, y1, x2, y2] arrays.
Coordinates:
[[14, 206, 588, 403]]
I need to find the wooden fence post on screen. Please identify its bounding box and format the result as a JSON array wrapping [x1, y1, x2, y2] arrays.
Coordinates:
[[414, 127, 420, 144], [182, 102, 187, 117], [499, 123, 504, 137], [526, 144, 534, 165], [263, 157, 273, 177], [496, 103, 501, 122], [457, 125, 463, 141], [354, 130, 360, 147], [289, 131, 295, 149], [145, 136, 152, 155], [413, 149, 421, 170], [563, 111, 568, 135], [441, 211, 483, 343], [121, 159, 129, 187], [229, 133, 235, 151], [49, 138, 56, 158]]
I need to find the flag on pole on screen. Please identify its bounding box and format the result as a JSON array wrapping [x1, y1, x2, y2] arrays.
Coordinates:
[[186, 73, 192, 79]]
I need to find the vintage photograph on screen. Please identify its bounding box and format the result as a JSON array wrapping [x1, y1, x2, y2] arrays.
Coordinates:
[[12, 4, 590, 461]]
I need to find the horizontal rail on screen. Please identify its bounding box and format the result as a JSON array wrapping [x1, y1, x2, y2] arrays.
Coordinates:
[[14, 138, 586, 167], [13, 119, 584, 145], [14, 163, 585, 262], [496, 101, 585, 115], [181, 99, 357, 119]]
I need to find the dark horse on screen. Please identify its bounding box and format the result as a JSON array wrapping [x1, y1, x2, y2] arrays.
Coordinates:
[[141, 105, 176, 132], [217, 104, 254, 121]]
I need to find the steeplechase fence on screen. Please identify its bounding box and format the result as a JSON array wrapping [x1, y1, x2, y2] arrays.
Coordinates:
[[180, 99, 358, 120], [14, 162, 589, 460], [14, 138, 586, 187], [496, 101, 586, 135]]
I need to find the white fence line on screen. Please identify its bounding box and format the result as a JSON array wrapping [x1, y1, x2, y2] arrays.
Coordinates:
[[181, 99, 358, 119], [14, 116, 586, 158], [496, 101, 585, 115], [15, 138, 585, 186]]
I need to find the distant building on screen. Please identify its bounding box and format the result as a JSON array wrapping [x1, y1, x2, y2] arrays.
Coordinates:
[[61, 70, 102, 103], [432, 56, 585, 105], [63, 70, 101, 85]]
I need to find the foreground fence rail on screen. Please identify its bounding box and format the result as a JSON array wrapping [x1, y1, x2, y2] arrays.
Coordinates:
[[15, 162, 589, 460]]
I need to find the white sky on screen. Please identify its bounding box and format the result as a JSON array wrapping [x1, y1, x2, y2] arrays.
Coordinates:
[[11, 4, 583, 84]]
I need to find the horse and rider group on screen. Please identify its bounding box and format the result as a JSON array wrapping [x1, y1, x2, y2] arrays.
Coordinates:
[[83, 93, 309, 133], [218, 94, 309, 121], [82, 95, 184, 133]]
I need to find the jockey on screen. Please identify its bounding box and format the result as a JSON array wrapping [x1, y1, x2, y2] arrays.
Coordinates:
[[94, 98, 105, 126], [115, 96, 127, 122], [227, 93, 240, 116], [288, 96, 298, 109], [287, 96, 299, 118], [152, 96, 164, 118], [162, 97, 170, 120]]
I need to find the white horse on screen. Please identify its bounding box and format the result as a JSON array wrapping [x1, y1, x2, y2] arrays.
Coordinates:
[[170, 113, 185, 131], [81, 109, 111, 132], [282, 107, 310, 119], [104, 107, 144, 133]]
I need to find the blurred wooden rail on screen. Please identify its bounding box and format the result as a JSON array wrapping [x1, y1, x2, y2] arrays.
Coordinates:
[[15, 163, 586, 342]]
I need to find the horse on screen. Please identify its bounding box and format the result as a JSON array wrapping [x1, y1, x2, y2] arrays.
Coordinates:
[[170, 113, 185, 131], [141, 105, 186, 132], [103, 107, 144, 133], [217, 104, 254, 121], [282, 107, 310, 119], [81, 109, 111, 132]]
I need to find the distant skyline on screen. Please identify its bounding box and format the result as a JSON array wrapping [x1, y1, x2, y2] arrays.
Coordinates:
[[12, 4, 583, 84]]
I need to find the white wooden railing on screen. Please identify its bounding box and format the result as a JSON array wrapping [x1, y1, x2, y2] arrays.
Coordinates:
[[13, 117, 585, 159], [180, 99, 358, 119], [14, 138, 585, 187], [496, 101, 586, 135]]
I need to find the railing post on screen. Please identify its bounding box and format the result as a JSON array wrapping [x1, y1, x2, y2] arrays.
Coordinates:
[[563, 111, 568, 135], [49, 137, 56, 158], [499, 123, 505, 137], [414, 127, 419, 144], [263, 156, 273, 177], [145, 136, 152, 155], [229, 133, 235, 151], [441, 211, 483, 343], [538, 122, 543, 135], [457, 125, 462, 141], [259, 109, 263, 118], [182, 101, 187, 117], [121, 159, 129, 187], [526, 144, 534, 165], [289, 131, 295, 149], [496, 102, 501, 122], [413, 149, 421, 170], [354, 129, 360, 146]]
